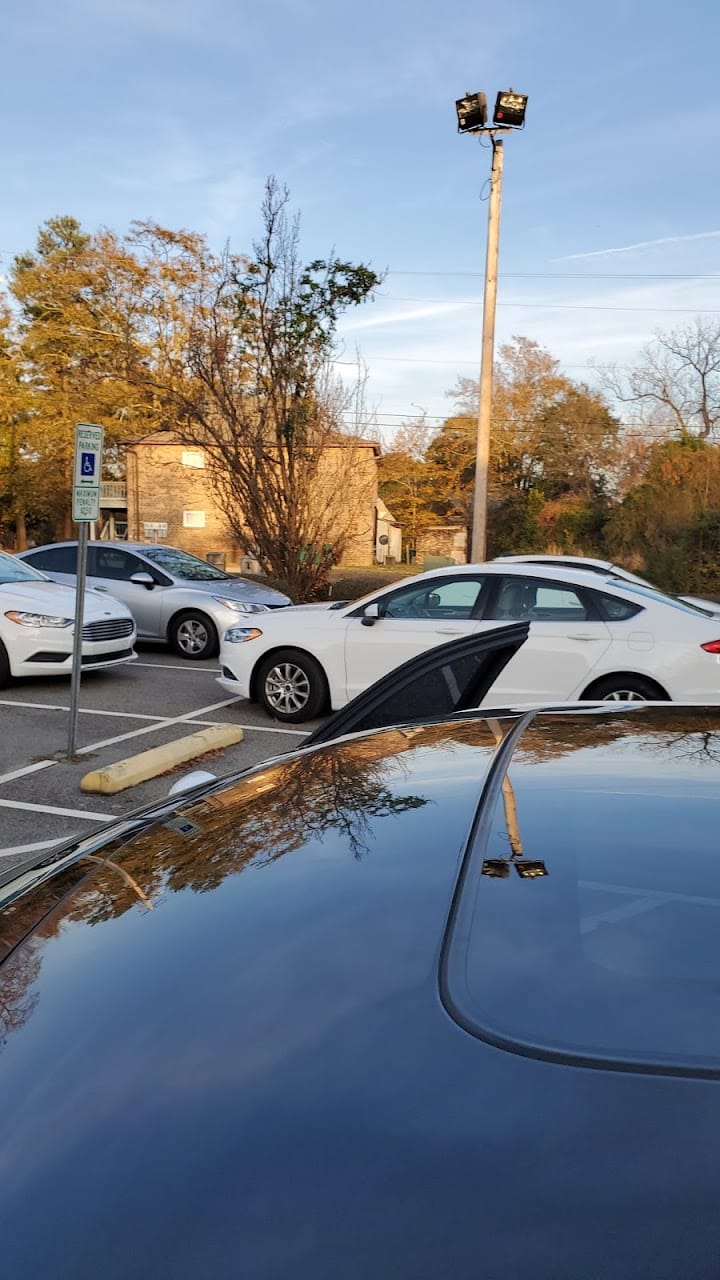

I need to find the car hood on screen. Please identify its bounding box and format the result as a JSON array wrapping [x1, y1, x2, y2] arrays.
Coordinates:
[[180, 576, 292, 607], [0, 579, 131, 619], [1, 706, 720, 1276]]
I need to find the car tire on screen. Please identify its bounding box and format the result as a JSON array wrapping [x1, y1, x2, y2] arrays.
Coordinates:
[[256, 650, 329, 723], [0, 641, 10, 689], [169, 611, 218, 660], [581, 674, 669, 702]]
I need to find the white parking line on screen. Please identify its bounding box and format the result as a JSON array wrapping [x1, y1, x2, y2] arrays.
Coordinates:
[[73, 696, 252, 754], [0, 838, 64, 859], [0, 692, 309, 855], [0, 760, 57, 785], [0, 799, 110, 821], [133, 661, 220, 673], [0, 698, 74, 714], [224, 721, 307, 736], [0, 699, 166, 723], [0, 697, 307, 737]]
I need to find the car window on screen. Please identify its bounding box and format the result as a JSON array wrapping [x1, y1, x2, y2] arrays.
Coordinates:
[[614, 580, 718, 617], [93, 548, 147, 580], [490, 576, 589, 622], [141, 547, 229, 581], [23, 545, 78, 573], [591, 590, 643, 621], [380, 576, 487, 620], [0, 552, 49, 583]]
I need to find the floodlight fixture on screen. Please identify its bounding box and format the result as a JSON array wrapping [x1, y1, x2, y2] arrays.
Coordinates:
[[481, 859, 511, 879], [456, 91, 488, 133], [493, 90, 528, 128], [513, 860, 548, 879]]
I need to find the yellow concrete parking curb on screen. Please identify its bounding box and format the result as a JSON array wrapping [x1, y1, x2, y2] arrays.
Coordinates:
[[80, 724, 245, 795]]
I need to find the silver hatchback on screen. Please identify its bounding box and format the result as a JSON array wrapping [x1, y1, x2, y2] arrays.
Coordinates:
[[18, 541, 292, 660]]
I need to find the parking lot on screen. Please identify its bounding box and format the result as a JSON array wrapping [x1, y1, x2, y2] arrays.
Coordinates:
[[0, 646, 320, 881]]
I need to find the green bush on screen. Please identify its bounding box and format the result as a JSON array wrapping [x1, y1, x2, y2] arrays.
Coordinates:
[[322, 566, 415, 603], [235, 564, 414, 604]]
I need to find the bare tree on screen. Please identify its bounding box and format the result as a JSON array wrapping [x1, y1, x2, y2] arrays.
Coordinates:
[[119, 180, 382, 599], [602, 318, 720, 439]]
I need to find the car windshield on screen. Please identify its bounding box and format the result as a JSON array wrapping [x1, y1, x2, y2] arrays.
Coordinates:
[[0, 552, 48, 584], [140, 547, 230, 582]]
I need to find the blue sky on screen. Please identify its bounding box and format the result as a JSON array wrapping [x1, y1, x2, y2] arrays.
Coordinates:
[[2, 0, 720, 440]]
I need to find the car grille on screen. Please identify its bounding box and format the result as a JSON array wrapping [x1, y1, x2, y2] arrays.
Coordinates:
[[81, 618, 135, 641]]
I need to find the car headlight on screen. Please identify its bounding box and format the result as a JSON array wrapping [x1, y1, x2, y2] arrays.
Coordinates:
[[5, 610, 73, 628], [223, 626, 264, 644], [212, 596, 270, 614]]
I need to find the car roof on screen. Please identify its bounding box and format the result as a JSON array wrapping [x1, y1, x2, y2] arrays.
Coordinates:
[[337, 559, 645, 607], [493, 554, 615, 570]]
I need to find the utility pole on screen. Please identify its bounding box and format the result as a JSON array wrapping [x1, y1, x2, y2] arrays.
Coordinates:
[[456, 88, 527, 564], [471, 137, 504, 563]]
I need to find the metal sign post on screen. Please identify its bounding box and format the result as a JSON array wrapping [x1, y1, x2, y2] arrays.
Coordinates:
[[68, 423, 104, 759]]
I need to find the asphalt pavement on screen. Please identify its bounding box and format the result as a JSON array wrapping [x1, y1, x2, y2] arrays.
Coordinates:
[[0, 645, 321, 881]]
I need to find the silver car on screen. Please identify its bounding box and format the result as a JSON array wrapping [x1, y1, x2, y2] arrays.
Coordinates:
[[18, 541, 292, 660]]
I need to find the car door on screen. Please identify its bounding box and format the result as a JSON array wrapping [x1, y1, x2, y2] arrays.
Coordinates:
[[87, 547, 165, 640], [305, 622, 529, 746], [484, 574, 613, 702], [343, 574, 489, 702]]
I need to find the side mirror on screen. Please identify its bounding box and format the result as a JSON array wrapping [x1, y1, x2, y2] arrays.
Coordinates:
[[168, 770, 218, 797], [361, 601, 381, 627], [130, 572, 156, 590]]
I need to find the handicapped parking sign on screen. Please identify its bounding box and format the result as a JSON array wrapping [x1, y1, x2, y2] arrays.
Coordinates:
[[72, 422, 104, 521]]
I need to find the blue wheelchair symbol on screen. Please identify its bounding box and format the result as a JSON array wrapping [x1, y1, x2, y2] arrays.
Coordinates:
[[81, 452, 95, 478]]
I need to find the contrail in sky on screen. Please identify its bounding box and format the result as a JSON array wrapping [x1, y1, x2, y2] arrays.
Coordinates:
[[558, 230, 720, 261]]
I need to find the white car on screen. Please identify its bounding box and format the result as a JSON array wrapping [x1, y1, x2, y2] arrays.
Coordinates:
[[217, 561, 720, 722], [492, 554, 720, 616], [0, 551, 136, 685]]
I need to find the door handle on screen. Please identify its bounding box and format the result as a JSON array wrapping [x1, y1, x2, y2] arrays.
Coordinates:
[[568, 633, 597, 641]]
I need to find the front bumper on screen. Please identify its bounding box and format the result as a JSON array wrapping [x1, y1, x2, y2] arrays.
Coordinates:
[[8, 623, 138, 679], [217, 667, 252, 700]]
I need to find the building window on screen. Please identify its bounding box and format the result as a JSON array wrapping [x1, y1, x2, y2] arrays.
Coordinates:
[[183, 510, 206, 528], [181, 450, 205, 469]]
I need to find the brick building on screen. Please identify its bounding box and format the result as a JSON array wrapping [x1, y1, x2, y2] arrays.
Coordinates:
[[416, 524, 468, 566], [124, 431, 385, 569]]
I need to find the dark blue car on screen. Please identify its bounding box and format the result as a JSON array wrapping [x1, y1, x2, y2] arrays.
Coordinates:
[[1, 624, 718, 1277]]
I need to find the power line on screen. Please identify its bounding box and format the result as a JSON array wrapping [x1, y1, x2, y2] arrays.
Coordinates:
[[389, 270, 720, 281], [334, 356, 635, 367], [376, 293, 720, 314], [340, 413, 699, 439]]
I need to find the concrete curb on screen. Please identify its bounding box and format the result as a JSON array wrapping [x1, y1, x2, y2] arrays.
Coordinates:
[[80, 724, 244, 795]]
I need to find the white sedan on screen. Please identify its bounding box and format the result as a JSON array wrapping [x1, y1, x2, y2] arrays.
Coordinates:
[[0, 551, 136, 685], [217, 561, 720, 723]]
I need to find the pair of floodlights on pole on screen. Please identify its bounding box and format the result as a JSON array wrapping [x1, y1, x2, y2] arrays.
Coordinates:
[[455, 89, 528, 563]]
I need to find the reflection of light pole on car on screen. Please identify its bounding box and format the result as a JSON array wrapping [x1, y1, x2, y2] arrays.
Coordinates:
[[481, 717, 548, 879], [455, 89, 528, 563], [85, 856, 155, 909]]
